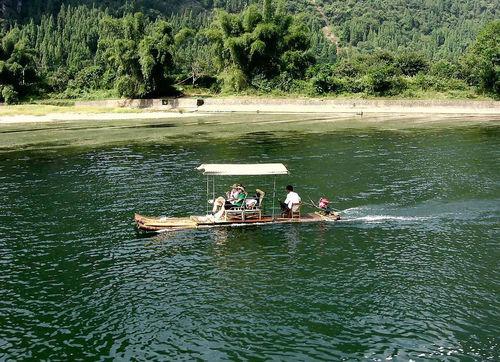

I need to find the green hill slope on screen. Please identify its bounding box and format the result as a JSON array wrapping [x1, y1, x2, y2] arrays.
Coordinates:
[[315, 0, 498, 59], [0, 0, 498, 101], [2, 0, 497, 59]]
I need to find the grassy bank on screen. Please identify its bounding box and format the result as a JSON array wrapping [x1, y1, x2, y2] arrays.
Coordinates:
[[0, 104, 147, 117]]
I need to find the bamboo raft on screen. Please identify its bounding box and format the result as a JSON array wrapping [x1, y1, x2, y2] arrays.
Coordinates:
[[135, 163, 341, 233], [134, 212, 341, 232]]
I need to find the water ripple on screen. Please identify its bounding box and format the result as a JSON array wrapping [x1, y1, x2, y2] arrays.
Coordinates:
[[1, 127, 499, 360]]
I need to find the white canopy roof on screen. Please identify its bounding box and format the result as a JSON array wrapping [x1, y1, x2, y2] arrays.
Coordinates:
[[197, 163, 289, 176]]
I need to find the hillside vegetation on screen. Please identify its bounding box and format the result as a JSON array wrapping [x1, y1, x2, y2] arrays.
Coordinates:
[[0, 0, 498, 103], [318, 0, 498, 59]]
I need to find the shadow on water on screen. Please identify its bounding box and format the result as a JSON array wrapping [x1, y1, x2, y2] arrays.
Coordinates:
[[138, 123, 176, 129], [0, 123, 176, 134]]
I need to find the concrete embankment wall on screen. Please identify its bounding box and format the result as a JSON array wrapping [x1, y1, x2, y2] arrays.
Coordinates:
[[75, 97, 500, 115]]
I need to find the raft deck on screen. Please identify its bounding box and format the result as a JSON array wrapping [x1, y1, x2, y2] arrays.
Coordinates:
[[134, 212, 340, 232]]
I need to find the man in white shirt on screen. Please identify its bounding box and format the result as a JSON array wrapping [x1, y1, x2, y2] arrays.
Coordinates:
[[280, 185, 301, 216]]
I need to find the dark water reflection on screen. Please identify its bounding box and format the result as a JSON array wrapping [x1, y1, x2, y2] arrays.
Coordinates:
[[0, 126, 499, 360]]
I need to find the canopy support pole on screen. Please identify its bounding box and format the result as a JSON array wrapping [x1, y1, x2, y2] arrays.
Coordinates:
[[206, 176, 209, 215], [272, 176, 276, 220], [212, 176, 215, 207]]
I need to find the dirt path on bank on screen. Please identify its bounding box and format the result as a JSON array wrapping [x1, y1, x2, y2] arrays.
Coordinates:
[[0, 111, 210, 124], [310, 0, 340, 54]]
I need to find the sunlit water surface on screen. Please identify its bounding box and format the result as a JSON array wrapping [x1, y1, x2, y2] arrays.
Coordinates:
[[1, 125, 499, 360]]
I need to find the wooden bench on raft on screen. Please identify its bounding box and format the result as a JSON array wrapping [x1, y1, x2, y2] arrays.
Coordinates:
[[225, 189, 265, 221], [281, 202, 301, 219]]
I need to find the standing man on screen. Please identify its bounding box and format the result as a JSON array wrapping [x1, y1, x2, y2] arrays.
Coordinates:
[[280, 185, 301, 216]]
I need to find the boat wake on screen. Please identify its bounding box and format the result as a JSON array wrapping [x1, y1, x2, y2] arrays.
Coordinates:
[[337, 199, 499, 229], [341, 214, 431, 223]]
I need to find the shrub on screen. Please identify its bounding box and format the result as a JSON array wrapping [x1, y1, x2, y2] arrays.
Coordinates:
[[194, 75, 217, 89], [101, 69, 116, 89], [218, 67, 248, 92], [310, 73, 331, 94], [1, 85, 19, 104], [308, 64, 335, 94], [47, 67, 71, 93], [251, 73, 273, 92], [344, 77, 365, 93], [328, 77, 349, 94], [310, 75, 365, 95], [363, 65, 403, 95], [410, 74, 468, 92], [395, 51, 429, 76], [271, 72, 298, 92], [73, 66, 103, 90], [115, 75, 142, 98], [430, 60, 461, 79], [280, 50, 315, 79], [333, 60, 360, 77]]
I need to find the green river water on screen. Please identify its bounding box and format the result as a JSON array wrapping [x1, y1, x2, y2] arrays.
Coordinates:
[[0, 119, 499, 360]]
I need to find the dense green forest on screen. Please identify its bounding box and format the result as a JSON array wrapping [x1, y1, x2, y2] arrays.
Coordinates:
[[0, 0, 498, 103]]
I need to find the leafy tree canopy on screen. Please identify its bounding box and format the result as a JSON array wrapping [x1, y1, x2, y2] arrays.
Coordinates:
[[0, 1, 497, 101]]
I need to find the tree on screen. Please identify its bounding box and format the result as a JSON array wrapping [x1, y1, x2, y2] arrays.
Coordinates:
[[98, 13, 174, 97], [138, 20, 174, 96], [0, 26, 37, 103], [462, 21, 500, 96], [173, 27, 216, 86], [210, 2, 314, 90]]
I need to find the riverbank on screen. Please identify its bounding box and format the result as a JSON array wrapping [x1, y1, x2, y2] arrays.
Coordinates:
[[72, 97, 500, 116], [0, 97, 499, 124]]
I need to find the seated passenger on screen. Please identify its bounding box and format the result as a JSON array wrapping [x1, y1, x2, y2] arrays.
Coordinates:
[[225, 185, 246, 209], [245, 189, 265, 208], [226, 184, 240, 202], [212, 184, 246, 216]]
